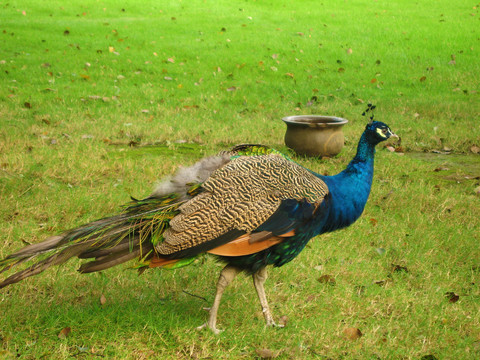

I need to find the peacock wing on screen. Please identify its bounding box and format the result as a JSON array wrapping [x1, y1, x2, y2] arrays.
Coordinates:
[[155, 154, 328, 258]]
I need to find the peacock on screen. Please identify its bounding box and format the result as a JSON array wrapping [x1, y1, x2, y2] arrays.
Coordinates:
[[0, 120, 397, 333]]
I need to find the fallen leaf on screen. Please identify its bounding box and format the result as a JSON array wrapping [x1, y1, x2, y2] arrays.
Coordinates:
[[226, 86, 237, 92], [419, 76, 426, 82], [167, 57, 175, 63], [346, 48, 353, 54], [369, 218, 378, 226], [343, 327, 362, 340], [434, 167, 449, 172], [58, 327, 71, 339], [391, 264, 408, 273], [318, 274, 336, 285], [338, 67, 345, 73], [420, 355, 438, 360], [371, 78, 377, 83], [285, 72, 294, 78], [445, 292, 459, 303], [100, 294, 106, 305], [470, 145, 480, 154], [278, 315, 288, 327], [255, 348, 279, 359], [24, 102, 32, 109]]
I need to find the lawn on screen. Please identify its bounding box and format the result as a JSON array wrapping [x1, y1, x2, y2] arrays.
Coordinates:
[[0, 0, 479, 359]]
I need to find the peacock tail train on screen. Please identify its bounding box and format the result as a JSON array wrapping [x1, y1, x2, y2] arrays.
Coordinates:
[[0, 144, 312, 287]]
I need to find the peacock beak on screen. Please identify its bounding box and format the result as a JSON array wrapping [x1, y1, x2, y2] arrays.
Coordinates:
[[388, 131, 399, 139]]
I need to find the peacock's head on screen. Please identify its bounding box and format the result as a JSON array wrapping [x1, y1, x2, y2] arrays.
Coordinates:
[[364, 121, 398, 145]]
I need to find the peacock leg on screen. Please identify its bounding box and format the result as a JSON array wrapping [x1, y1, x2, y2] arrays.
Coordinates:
[[253, 266, 283, 328], [197, 265, 241, 334]]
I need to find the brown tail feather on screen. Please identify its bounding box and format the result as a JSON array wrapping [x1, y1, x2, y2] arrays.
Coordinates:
[[77, 238, 132, 259], [0, 241, 94, 289], [78, 245, 148, 273], [1, 235, 65, 266]]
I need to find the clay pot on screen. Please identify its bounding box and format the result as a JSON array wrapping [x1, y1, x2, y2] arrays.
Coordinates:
[[282, 115, 348, 157]]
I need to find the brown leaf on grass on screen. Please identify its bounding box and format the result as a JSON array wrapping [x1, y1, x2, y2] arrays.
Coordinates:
[[445, 292, 459, 303], [419, 76, 426, 82], [369, 218, 378, 226], [338, 67, 345, 73], [371, 78, 377, 83], [226, 86, 237, 92], [100, 294, 106, 305], [317, 274, 336, 285], [421, 355, 439, 360], [448, 54, 456, 65], [285, 72, 294, 78], [391, 264, 408, 273], [58, 327, 71, 339], [278, 315, 288, 327], [470, 145, 480, 154], [434, 166, 449, 172], [24, 102, 32, 109], [343, 327, 362, 340], [255, 348, 279, 359]]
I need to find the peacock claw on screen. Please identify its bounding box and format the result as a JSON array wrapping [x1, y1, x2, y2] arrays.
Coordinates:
[[267, 321, 285, 329], [196, 322, 223, 335]]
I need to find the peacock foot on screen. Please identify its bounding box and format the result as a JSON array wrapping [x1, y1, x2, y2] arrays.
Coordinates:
[[266, 320, 285, 328], [196, 322, 223, 335]]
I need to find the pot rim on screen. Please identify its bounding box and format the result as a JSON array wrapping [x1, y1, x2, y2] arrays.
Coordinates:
[[282, 115, 348, 127]]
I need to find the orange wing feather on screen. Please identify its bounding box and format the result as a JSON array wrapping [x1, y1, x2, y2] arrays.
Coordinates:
[[149, 230, 295, 268]]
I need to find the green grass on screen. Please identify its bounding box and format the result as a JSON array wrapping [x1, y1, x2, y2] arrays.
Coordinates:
[[0, 0, 479, 359]]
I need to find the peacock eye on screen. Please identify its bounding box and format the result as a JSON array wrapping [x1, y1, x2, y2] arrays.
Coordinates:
[[382, 128, 388, 135]]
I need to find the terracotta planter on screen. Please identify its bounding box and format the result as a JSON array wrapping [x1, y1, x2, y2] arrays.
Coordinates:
[[282, 115, 348, 157]]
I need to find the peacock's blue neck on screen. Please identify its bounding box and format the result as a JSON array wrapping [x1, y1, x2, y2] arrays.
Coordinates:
[[318, 133, 376, 233]]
